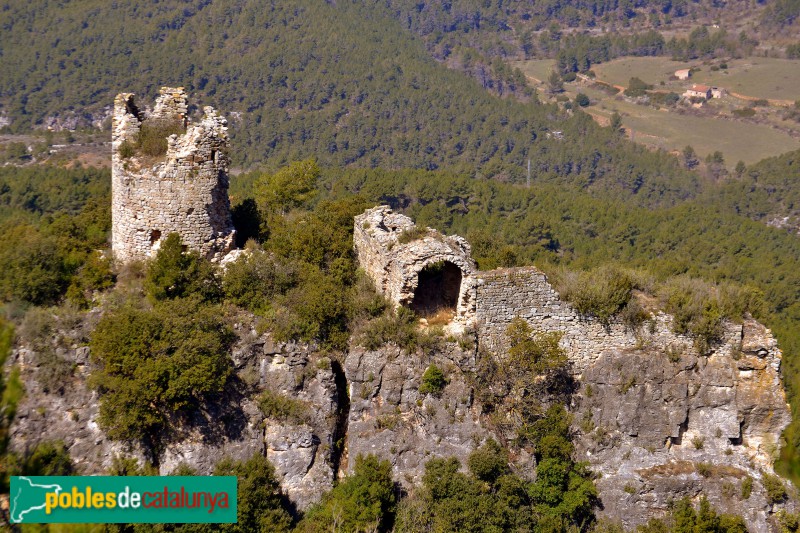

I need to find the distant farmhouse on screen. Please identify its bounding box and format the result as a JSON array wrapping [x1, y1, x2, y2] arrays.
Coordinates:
[[674, 68, 691, 80], [710, 86, 726, 98], [684, 84, 725, 100], [685, 84, 712, 99]]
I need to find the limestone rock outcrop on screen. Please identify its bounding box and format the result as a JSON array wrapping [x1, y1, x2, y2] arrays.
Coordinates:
[[576, 318, 792, 531], [349, 206, 794, 531], [343, 341, 493, 487]]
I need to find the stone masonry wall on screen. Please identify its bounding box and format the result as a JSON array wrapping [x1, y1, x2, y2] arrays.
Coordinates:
[[112, 87, 235, 262], [469, 266, 790, 470], [472, 267, 715, 373], [353, 206, 476, 320]]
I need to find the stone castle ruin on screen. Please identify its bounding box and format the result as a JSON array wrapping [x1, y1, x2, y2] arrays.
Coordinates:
[[111, 87, 235, 262], [354, 206, 476, 320], [353, 206, 790, 468]]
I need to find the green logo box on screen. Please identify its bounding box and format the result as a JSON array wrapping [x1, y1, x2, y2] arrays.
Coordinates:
[[10, 476, 237, 524]]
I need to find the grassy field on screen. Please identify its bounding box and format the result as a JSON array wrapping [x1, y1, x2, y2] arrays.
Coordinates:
[[691, 58, 800, 102], [592, 57, 688, 87], [591, 56, 800, 102], [585, 95, 799, 166], [511, 57, 800, 166], [511, 59, 555, 83]]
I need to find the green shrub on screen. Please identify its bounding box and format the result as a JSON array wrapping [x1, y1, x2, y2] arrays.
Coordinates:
[[89, 297, 234, 444], [741, 476, 753, 499], [660, 277, 763, 353], [223, 247, 298, 311], [299, 455, 395, 533], [66, 251, 115, 308], [575, 93, 590, 107], [396, 453, 533, 532], [762, 472, 787, 504], [419, 364, 447, 397], [214, 454, 294, 532], [117, 140, 136, 159], [267, 266, 350, 349], [0, 223, 67, 305], [397, 226, 429, 244], [733, 107, 756, 118], [136, 117, 185, 157], [35, 347, 74, 394], [506, 317, 567, 374], [642, 498, 746, 532], [145, 233, 222, 303], [357, 306, 419, 351], [778, 510, 800, 532], [624, 77, 652, 97], [553, 265, 647, 325], [8, 440, 74, 477], [107, 455, 157, 476], [254, 158, 319, 215], [696, 462, 712, 477], [257, 389, 310, 424]]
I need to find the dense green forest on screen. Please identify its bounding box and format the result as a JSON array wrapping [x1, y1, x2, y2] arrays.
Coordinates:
[[0, 0, 747, 209]]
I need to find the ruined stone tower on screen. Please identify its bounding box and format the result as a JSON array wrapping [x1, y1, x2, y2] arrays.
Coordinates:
[[111, 87, 235, 262]]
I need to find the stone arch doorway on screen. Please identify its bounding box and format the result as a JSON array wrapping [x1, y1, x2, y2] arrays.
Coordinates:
[[410, 261, 462, 316]]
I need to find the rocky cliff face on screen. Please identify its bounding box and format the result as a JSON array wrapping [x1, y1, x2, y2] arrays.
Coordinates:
[[7, 311, 341, 511], [343, 340, 499, 487], [574, 317, 792, 531], [6, 298, 794, 530]]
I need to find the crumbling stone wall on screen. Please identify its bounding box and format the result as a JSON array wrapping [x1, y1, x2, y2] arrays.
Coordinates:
[[353, 206, 476, 320], [465, 267, 791, 476], [111, 87, 235, 262], [467, 267, 677, 373], [352, 208, 791, 473]]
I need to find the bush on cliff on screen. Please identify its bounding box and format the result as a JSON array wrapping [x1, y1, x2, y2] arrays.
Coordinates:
[[419, 364, 447, 397], [552, 264, 653, 326], [397, 435, 597, 532], [396, 442, 534, 532], [660, 276, 764, 353], [89, 296, 234, 445], [145, 233, 222, 303], [298, 454, 396, 533], [637, 497, 747, 532]]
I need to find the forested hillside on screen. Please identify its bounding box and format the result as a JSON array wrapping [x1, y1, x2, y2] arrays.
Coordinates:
[[0, 0, 702, 207], [716, 149, 800, 233]]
